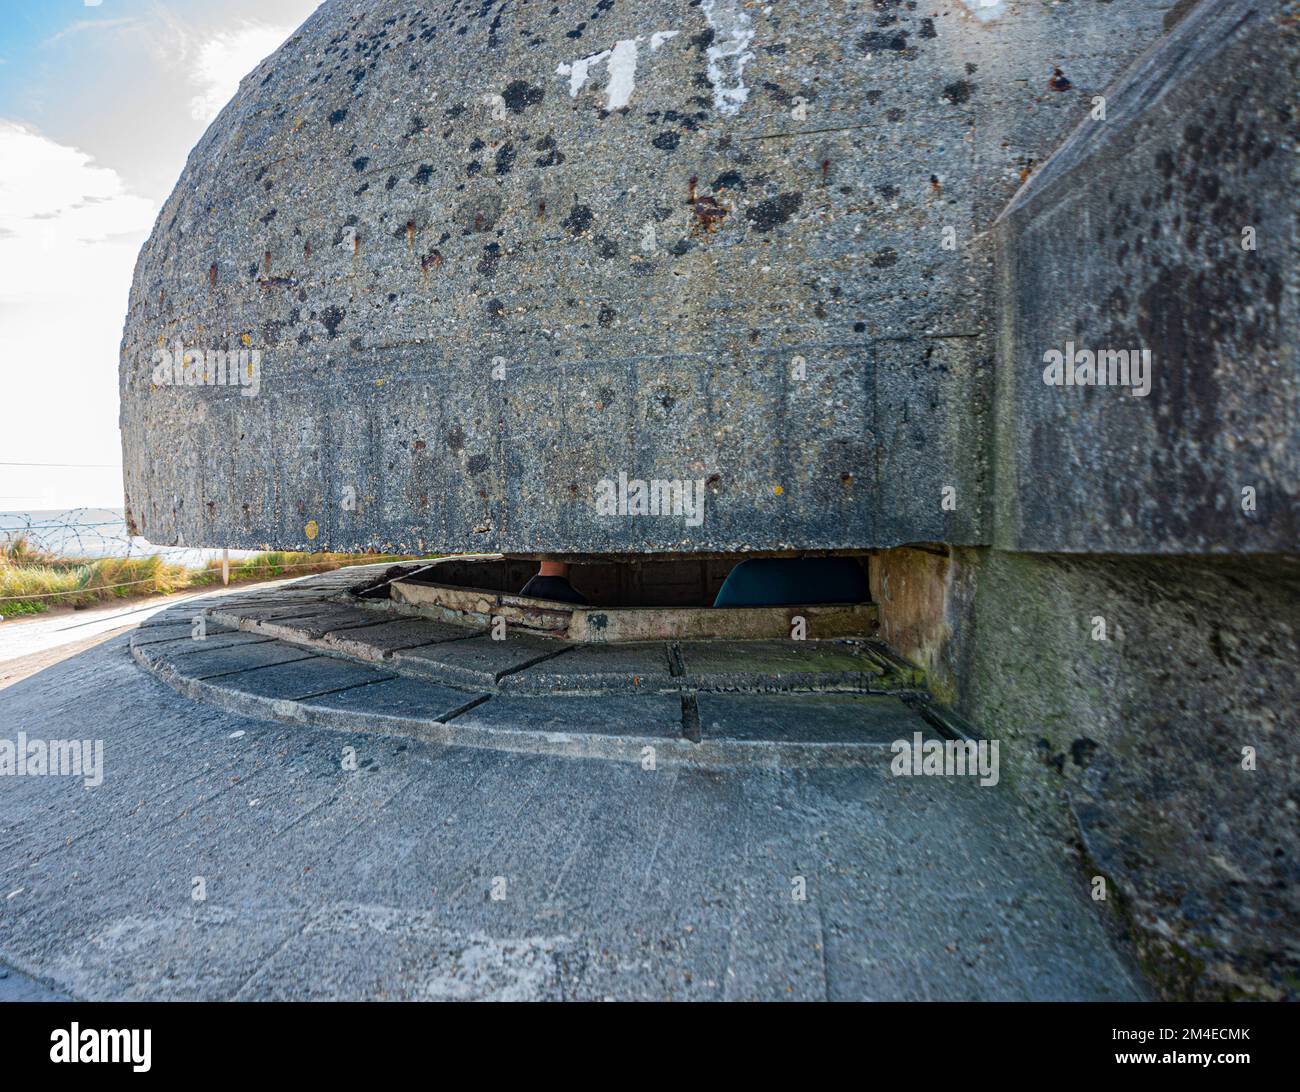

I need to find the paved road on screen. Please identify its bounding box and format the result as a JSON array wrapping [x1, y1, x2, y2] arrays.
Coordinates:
[[0, 632, 1148, 1000], [0, 580, 303, 690]]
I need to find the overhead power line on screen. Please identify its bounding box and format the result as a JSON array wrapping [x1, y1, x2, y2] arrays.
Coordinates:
[[0, 462, 122, 469]]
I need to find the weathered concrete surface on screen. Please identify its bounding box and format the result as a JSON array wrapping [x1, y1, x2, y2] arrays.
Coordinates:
[[127, 620, 235, 646], [179, 566, 922, 696], [873, 544, 1300, 999], [0, 963, 67, 1001], [392, 632, 570, 688], [148, 638, 319, 679], [857, 0, 1300, 999], [128, 585, 942, 768], [697, 693, 924, 745], [676, 638, 899, 692], [389, 573, 880, 642], [994, 0, 1299, 554], [494, 642, 677, 693], [318, 615, 476, 659], [119, 0, 1175, 555], [869, 545, 958, 703], [145, 632, 276, 659], [102, 0, 1300, 1003], [202, 654, 397, 701], [0, 635, 1147, 1000]]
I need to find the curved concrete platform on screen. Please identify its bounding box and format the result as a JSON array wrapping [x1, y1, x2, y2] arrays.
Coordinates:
[[129, 567, 942, 769], [1, 628, 1147, 1001]]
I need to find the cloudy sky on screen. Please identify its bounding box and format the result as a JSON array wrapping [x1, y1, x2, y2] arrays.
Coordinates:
[[0, 0, 320, 509]]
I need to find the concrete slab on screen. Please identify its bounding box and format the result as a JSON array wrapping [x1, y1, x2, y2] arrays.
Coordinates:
[[158, 640, 320, 680], [392, 633, 570, 688], [449, 694, 684, 740], [208, 602, 335, 627], [166, 633, 279, 657], [135, 631, 276, 659], [679, 641, 887, 692], [299, 676, 487, 725], [0, 964, 69, 1001], [499, 642, 676, 694], [130, 587, 941, 767], [319, 617, 480, 661], [134, 630, 922, 768], [208, 656, 394, 701], [223, 604, 391, 641], [128, 621, 236, 646], [0, 633, 1149, 1000], [698, 693, 934, 744]]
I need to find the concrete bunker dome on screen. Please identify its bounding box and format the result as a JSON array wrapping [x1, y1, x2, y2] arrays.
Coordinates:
[[118, 0, 1164, 558], [117, 0, 1018, 558]]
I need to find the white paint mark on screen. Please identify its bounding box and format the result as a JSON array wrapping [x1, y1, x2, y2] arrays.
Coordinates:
[[557, 49, 611, 98], [605, 38, 641, 109], [556, 31, 679, 110], [960, 0, 1006, 21], [701, 0, 755, 116]]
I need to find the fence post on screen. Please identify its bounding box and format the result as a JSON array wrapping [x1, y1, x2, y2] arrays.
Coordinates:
[[221, 549, 230, 586]]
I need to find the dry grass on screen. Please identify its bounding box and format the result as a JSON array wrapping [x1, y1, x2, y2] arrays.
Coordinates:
[[0, 537, 417, 617]]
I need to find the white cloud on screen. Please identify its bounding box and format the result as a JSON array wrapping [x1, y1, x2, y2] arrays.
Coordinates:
[[187, 23, 293, 122], [0, 123, 156, 490], [44, 17, 137, 46], [0, 121, 156, 298], [0, 4, 316, 503]]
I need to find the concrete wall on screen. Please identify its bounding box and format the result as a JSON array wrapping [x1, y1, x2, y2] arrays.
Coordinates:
[[877, 545, 1299, 999], [993, 0, 1298, 554], [874, 0, 1300, 999], [119, 0, 1175, 554]]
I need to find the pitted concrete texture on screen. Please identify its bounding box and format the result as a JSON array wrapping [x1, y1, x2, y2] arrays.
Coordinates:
[[994, 0, 1299, 553], [0, 635, 1147, 1000], [118, 0, 1176, 555]]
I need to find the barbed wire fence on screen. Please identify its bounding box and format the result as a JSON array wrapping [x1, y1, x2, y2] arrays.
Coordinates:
[[0, 508, 415, 610], [0, 462, 416, 611], [0, 508, 225, 568]]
